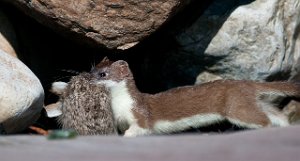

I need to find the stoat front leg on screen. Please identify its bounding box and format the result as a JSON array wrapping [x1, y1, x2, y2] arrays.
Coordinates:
[[124, 124, 152, 137]]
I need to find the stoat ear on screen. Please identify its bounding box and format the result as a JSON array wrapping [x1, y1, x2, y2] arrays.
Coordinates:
[[113, 60, 130, 77], [44, 102, 62, 118], [50, 81, 68, 95]]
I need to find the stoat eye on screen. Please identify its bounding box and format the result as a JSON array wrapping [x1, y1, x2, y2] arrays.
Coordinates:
[[99, 72, 106, 77]]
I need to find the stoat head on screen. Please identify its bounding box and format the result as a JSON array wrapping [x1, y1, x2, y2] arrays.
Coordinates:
[[91, 57, 132, 88]]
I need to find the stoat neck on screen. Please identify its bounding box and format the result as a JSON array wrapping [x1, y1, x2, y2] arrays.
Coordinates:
[[109, 79, 143, 131], [126, 78, 143, 97], [125, 79, 150, 123]]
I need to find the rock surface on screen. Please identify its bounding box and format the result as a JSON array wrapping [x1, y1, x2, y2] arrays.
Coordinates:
[[164, 0, 300, 84], [2, 0, 191, 49], [1, 125, 300, 161], [0, 49, 44, 133]]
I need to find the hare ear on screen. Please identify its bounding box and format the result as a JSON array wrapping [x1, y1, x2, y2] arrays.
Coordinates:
[[44, 102, 62, 118], [100, 56, 110, 63], [50, 81, 68, 95]]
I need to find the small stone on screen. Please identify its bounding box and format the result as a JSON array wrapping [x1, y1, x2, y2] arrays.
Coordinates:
[[47, 129, 77, 140]]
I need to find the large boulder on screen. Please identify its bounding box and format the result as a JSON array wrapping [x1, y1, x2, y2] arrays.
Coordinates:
[[0, 9, 44, 133], [162, 0, 300, 84], [0, 49, 44, 133], [2, 0, 192, 49]]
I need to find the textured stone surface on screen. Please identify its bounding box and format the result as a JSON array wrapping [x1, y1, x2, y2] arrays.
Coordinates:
[[2, 0, 191, 49], [1, 126, 300, 161], [0, 49, 44, 133], [165, 0, 300, 84]]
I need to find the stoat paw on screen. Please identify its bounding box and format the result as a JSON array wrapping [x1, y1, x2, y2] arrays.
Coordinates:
[[124, 130, 138, 137], [123, 125, 151, 137]]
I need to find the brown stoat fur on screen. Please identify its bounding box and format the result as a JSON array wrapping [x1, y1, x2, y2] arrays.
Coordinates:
[[45, 72, 117, 135], [91, 58, 300, 137]]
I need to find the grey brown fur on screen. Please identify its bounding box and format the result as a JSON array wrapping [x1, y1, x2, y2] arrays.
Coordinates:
[[54, 72, 117, 135]]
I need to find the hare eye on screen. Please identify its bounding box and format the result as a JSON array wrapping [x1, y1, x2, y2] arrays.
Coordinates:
[[99, 72, 106, 77]]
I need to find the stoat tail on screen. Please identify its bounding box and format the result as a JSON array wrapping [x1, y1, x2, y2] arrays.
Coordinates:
[[256, 82, 300, 98], [256, 82, 300, 125]]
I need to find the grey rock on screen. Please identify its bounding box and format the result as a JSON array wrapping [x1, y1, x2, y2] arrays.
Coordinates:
[[172, 0, 300, 84], [0, 49, 44, 134], [0, 10, 44, 133]]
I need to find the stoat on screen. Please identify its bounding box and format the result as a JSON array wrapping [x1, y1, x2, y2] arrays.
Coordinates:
[[91, 58, 300, 137]]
